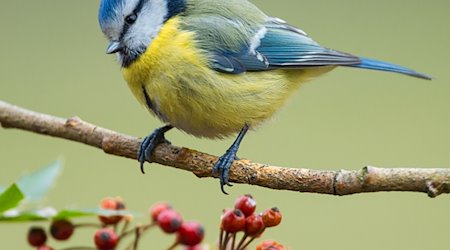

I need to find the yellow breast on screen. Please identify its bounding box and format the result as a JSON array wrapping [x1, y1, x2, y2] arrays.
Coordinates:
[[122, 17, 333, 138]]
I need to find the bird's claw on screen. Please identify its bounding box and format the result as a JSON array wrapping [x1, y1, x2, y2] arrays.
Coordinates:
[[138, 125, 172, 173], [211, 125, 249, 194], [212, 150, 238, 195]]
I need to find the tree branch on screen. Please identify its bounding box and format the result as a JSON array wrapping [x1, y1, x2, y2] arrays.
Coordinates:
[[1, 100, 449, 197]]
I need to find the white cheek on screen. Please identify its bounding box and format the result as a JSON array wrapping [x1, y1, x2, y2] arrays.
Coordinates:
[[125, 0, 168, 50]]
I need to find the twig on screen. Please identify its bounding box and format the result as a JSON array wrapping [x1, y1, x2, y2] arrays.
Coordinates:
[[120, 223, 154, 239], [166, 241, 179, 250], [132, 227, 141, 250], [231, 233, 236, 250], [222, 232, 231, 250], [238, 236, 256, 250], [219, 228, 224, 249], [73, 223, 102, 229], [235, 233, 248, 250], [1, 100, 449, 197], [60, 248, 96, 250]]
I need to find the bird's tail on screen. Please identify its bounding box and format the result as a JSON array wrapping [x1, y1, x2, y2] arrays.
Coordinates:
[[346, 57, 432, 80]]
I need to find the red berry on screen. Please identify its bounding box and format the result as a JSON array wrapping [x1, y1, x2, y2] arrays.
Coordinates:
[[261, 207, 282, 227], [183, 245, 204, 250], [94, 228, 118, 250], [177, 221, 205, 246], [98, 197, 126, 225], [256, 240, 285, 250], [27, 226, 47, 247], [245, 214, 265, 236], [50, 220, 74, 240], [37, 245, 54, 250], [149, 202, 172, 222], [234, 194, 256, 217], [221, 209, 245, 233], [157, 209, 183, 233]]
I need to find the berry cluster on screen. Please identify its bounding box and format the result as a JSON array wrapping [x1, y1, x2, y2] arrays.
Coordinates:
[[26, 195, 284, 249], [26, 197, 204, 250], [150, 202, 205, 249], [27, 219, 75, 250], [219, 194, 284, 250]]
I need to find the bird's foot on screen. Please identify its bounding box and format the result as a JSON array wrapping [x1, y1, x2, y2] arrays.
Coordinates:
[[211, 124, 249, 195], [212, 147, 239, 195], [138, 125, 173, 173]]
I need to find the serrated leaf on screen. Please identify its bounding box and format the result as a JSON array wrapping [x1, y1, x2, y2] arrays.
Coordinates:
[[0, 207, 57, 222], [16, 160, 62, 202], [0, 184, 24, 213]]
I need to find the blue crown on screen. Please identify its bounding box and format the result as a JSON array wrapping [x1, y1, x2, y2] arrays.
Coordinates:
[[98, 0, 124, 27], [99, 0, 187, 28]]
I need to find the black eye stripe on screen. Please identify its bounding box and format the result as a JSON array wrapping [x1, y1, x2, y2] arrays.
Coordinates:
[[119, 0, 147, 40], [133, 0, 147, 15]]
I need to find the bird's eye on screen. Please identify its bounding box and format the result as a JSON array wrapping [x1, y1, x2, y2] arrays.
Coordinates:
[[125, 13, 137, 25]]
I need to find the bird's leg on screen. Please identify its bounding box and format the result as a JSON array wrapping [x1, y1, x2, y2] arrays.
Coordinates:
[[138, 125, 173, 173], [212, 124, 250, 194]]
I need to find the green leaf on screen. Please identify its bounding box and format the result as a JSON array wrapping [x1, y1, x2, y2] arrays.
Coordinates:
[[0, 184, 25, 213], [0, 207, 56, 222], [53, 209, 97, 220], [53, 208, 138, 220], [0, 206, 139, 222], [16, 160, 63, 202]]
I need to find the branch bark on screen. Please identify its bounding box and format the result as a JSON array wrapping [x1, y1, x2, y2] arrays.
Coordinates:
[[1, 100, 449, 197]]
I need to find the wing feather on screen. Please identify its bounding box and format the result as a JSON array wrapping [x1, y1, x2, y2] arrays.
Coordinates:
[[209, 19, 360, 74]]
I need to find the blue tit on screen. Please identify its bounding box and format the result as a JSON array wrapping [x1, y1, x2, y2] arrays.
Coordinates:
[[98, 0, 431, 194]]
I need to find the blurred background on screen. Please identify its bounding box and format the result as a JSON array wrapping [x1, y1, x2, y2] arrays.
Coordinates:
[[1, 0, 449, 249]]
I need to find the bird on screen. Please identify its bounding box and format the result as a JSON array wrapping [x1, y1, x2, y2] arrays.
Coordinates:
[[98, 0, 431, 194]]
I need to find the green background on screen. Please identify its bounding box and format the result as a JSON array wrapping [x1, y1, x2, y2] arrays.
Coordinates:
[[1, 0, 449, 249]]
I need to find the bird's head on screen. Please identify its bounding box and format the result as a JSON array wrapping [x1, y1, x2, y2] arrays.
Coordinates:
[[98, 0, 186, 67]]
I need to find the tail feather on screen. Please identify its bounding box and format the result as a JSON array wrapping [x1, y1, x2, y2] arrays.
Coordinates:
[[347, 57, 432, 80]]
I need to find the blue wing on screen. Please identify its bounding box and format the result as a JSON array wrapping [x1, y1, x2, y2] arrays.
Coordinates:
[[211, 19, 360, 74], [211, 19, 431, 80], [259, 21, 361, 68]]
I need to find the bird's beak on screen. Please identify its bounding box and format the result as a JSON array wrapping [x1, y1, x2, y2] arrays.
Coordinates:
[[106, 41, 123, 54]]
